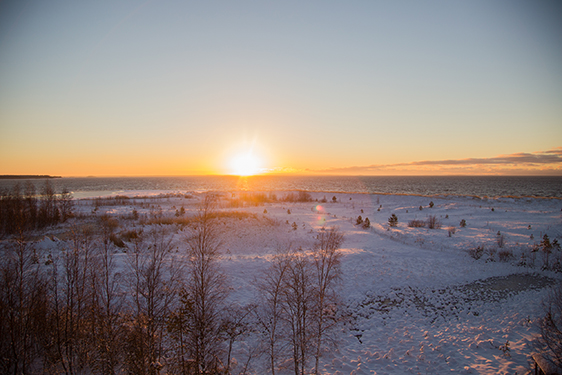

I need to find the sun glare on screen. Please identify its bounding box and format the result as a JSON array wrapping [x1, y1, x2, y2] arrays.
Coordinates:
[[230, 153, 262, 176]]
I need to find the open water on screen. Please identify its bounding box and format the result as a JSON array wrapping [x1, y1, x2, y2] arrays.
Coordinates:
[[0, 175, 560, 199]]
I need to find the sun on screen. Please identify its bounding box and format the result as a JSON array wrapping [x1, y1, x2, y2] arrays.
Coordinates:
[[230, 152, 262, 176]]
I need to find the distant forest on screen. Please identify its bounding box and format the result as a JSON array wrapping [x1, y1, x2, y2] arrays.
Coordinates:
[[0, 175, 61, 179]]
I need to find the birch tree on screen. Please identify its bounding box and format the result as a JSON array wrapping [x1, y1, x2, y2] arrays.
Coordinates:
[[183, 193, 228, 373], [311, 227, 344, 374], [125, 226, 180, 374]]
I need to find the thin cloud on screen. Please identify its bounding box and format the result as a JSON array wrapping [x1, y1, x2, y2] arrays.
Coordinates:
[[315, 147, 562, 174]]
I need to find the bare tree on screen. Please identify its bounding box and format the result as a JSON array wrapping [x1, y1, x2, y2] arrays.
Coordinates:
[[0, 234, 48, 374], [125, 226, 180, 375], [538, 283, 562, 368], [59, 188, 74, 223], [222, 303, 257, 374], [39, 180, 58, 227], [183, 193, 228, 373], [23, 181, 38, 229], [282, 249, 315, 375], [311, 227, 344, 375], [88, 217, 125, 374], [46, 224, 95, 374], [255, 248, 292, 375], [167, 288, 197, 375]]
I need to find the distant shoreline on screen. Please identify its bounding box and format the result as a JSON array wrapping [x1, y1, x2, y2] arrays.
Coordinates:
[[0, 175, 62, 180]]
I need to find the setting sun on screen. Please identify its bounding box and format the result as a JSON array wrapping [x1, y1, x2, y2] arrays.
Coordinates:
[[229, 152, 262, 176]]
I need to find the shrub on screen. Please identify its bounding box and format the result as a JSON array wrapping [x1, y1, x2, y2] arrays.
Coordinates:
[[109, 233, 125, 248], [408, 219, 426, 228], [460, 219, 467, 228], [426, 215, 441, 229], [497, 234, 505, 248], [419, 206, 423, 211], [292, 222, 298, 230], [332, 196, 337, 203], [388, 214, 398, 227], [121, 229, 141, 242], [298, 191, 313, 202], [468, 245, 485, 260], [429, 201, 434, 208], [356, 215, 363, 225], [282, 192, 312, 202], [486, 247, 497, 262], [362, 217, 370, 229], [498, 249, 514, 262]]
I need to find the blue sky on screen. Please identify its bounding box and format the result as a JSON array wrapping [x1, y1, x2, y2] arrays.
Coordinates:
[[1, 0, 561, 175]]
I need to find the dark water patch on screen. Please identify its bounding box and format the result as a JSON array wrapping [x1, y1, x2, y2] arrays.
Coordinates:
[[0, 175, 561, 199]]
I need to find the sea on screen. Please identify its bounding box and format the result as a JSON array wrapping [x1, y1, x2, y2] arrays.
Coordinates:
[[0, 175, 561, 199]]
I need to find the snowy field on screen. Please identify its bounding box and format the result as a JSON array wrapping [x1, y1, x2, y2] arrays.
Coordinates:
[[35, 191, 562, 374]]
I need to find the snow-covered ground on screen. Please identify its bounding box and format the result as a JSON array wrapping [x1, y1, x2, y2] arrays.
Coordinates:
[[39, 191, 562, 374]]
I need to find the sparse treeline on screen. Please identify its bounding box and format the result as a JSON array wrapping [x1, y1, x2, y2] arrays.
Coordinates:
[[0, 194, 345, 374], [0, 180, 73, 235], [255, 227, 344, 375], [228, 191, 314, 208]]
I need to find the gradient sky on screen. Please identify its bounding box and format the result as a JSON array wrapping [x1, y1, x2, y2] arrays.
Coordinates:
[[1, 0, 561, 176]]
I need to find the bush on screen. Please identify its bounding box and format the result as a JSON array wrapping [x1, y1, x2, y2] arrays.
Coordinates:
[[498, 249, 514, 262], [426, 215, 441, 229], [429, 201, 434, 208], [486, 247, 497, 262], [468, 245, 485, 260], [460, 219, 467, 228], [121, 229, 141, 242], [408, 219, 426, 228], [356, 215, 363, 225], [362, 217, 370, 229], [282, 191, 312, 203], [109, 233, 125, 248], [497, 234, 505, 248], [388, 214, 398, 227]]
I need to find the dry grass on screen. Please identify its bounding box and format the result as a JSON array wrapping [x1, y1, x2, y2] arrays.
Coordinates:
[[468, 245, 485, 260], [426, 215, 442, 229], [408, 219, 426, 228], [142, 211, 258, 226]]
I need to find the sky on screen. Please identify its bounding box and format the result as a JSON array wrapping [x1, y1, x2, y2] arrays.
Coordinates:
[[1, 0, 561, 176]]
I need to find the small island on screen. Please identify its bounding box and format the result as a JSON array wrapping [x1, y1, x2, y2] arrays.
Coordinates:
[[0, 175, 62, 179]]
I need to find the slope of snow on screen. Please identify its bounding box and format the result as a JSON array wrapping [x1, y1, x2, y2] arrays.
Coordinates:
[[50, 191, 562, 373]]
